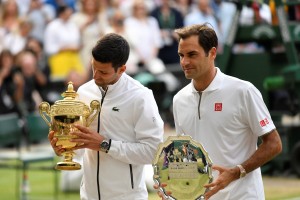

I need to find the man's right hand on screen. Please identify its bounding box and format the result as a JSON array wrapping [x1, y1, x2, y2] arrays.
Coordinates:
[[48, 130, 65, 156]]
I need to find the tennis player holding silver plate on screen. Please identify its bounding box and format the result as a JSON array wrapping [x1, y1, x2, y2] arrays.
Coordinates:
[[153, 135, 213, 200]]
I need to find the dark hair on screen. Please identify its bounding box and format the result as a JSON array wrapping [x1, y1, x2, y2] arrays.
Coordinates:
[[175, 23, 218, 56], [92, 33, 130, 71], [26, 36, 44, 49], [56, 5, 69, 17]]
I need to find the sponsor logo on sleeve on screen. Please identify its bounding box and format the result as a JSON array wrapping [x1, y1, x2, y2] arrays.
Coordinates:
[[259, 118, 269, 127]]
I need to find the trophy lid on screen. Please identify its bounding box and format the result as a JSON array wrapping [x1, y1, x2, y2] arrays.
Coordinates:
[[50, 82, 89, 117], [39, 82, 101, 128]]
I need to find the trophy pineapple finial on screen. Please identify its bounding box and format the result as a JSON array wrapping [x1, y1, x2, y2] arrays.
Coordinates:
[[62, 82, 77, 100]]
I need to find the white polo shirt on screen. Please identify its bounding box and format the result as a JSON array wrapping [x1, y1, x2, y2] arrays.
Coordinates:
[[173, 67, 275, 200]]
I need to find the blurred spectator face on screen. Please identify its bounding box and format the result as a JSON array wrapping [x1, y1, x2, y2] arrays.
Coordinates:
[[111, 0, 120, 8], [198, 0, 211, 14], [161, 0, 171, 6], [59, 7, 73, 21], [3, 0, 19, 17], [133, 0, 148, 17], [19, 52, 37, 77], [19, 20, 33, 36], [112, 11, 125, 27], [65, 7, 73, 19], [30, 0, 43, 10], [81, 0, 99, 13], [176, 0, 192, 6]]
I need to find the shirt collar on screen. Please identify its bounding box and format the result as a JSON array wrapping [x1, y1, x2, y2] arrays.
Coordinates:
[[98, 73, 125, 94], [191, 67, 224, 93]]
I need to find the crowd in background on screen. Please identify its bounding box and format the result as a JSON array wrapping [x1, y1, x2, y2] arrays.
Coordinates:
[[1, 0, 298, 122]]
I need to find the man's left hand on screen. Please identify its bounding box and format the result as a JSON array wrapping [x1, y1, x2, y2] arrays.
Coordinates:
[[70, 124, 105, 151]]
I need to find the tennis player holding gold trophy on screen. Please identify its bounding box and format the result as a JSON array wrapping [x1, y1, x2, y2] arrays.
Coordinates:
[[39, 82, 100, 170]]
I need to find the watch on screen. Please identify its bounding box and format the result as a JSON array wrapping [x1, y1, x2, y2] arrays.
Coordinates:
[[100, 139, 111, 153], [237, 164, 246, 178]]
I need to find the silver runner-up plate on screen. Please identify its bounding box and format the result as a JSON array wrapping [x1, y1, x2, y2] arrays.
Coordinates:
[[153, 135, 213, 200]]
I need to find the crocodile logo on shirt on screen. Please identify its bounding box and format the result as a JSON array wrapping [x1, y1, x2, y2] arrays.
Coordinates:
[[112, 107, 119, 112]]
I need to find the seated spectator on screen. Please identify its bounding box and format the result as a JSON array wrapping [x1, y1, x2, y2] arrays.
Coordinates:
[[25, 37, 50, 81], [70, 0, 108, 70], [44, 5, 86, 89], [125, 0, 179, 93], [124, 0, 165, 74], [26, 0, 56, 42], [184, 0, 223, 47], [0, 0, 20, 34], [240, 0, 272, 25], [105, 9, 140, 76], [3, 18, 33, 56], [151, 0, 184, 65], [233, 0, 272, 53], [0, 50, 25, 116], [173, 0, 193, 17], [16, 50, 47, 113], [210, 0, 236, 46], [25, 37, 56, 102]]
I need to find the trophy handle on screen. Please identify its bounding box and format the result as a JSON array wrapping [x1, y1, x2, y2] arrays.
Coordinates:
[[39, 102, 51, 127], [86, 100, 101, 127]]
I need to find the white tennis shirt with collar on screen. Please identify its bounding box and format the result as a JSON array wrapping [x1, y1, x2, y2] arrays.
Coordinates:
[[173, 67, 275, 200], [76, 73, 164, 200]]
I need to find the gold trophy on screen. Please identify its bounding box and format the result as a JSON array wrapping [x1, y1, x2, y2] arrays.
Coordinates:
[[153, 135, 213, 200], [39, 82, 100, 170]]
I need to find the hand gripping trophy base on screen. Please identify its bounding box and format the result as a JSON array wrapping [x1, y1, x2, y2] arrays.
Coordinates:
[[54, 133, 82, 170]]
